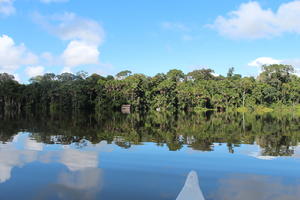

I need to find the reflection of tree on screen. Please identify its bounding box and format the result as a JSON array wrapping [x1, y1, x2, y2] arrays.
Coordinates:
[[167, 142, 183, 151], [189, 140, 213, 151], [114, 136, 132, 149], [1, 112, 300, 157], [256, 135, 295, 156]]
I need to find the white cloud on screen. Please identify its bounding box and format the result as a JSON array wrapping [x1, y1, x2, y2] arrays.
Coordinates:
[[0, 35, 38, 73], [248, 57, 300, 75], [25, 66, 45, 77], [211, 1, 300, 39], [248, 57, 282, 67], [34, 12, 104, 45], [0, 13, 105, 78], [33, 12, 104, 72], [62, 40, 99, 70], [0, 0, 15, 16], [13, 73, 20, 82]]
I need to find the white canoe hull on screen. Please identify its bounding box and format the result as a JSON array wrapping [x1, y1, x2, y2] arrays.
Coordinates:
[[176, 171, 205, 200]]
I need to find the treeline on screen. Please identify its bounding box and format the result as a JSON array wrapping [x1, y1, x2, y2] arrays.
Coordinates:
[[0, 64, 300, 115]]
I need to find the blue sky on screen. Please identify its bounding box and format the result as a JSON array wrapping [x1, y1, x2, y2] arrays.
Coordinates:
[[1, 0, 300, 82]]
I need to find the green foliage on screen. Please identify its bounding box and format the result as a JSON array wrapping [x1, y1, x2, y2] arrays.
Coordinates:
[[0, 64, 300, 115], [116, 70, 132, 79], [187, 68, 216, 81], [236, 107, 248, 113], [253, 106, 273, 115]]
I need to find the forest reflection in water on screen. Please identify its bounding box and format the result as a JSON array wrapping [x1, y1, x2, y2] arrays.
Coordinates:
[[1, 111, 300, 157], [0, 112, 300, 200]]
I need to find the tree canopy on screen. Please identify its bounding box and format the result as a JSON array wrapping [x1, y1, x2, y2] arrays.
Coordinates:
[[0, 64, 300, 116]]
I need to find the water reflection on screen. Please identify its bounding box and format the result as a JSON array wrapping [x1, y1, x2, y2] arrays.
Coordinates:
[[1, 112, 300, 157], [60, 149, 98, 171], [35, 168, 103, 200], [213, 174, 300, 200], [237, 142, 300, 160], [0, 134, 38, 183], [0, 112, 300, 199], [0, 133, 112, 185]]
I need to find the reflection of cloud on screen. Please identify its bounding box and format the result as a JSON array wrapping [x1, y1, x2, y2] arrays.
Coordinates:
[[0, 134, 40, 183], [238, 144, 278, 160], [0, 165, 12, 183], [0, 132, 114, 184], [214, 174, 300, 200], [0, 148, 37, 183], [249, 151, 276, 160], [239, 143, 300, 160], [60, 149, 98, 171], [12, 134, 20, 143], [30, 146, 104, 199], [293, 146, 300, 158], [94, 140, 114, 152], [34, 146, 104, 200], [59, 168, 102, 190], [24, 138, 44, 151], [32, 168, 103, 200], [176, 171, 205, 200], [254, 155, 276, 160]]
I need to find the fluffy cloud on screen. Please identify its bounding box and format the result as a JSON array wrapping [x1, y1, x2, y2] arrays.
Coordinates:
[[25, 66, 45, 78], [211, 1, 300, 39], [43, 12, 104, 45], [0, 35, 38, 73], [62, 41, 99, 70], [249, 57, 300, 75], [0, 0, 15, 16], [34, 12, 104, 72], [248, 57, 282, 67], [13, 73, 20, 82], [0, 12, 105, 80]]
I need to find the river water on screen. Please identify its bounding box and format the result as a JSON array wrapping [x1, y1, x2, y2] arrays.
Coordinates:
[[0, 112, 300, 200]]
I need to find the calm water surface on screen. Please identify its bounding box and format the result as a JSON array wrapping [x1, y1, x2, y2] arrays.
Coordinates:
[[0, 113, 300, 200]]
